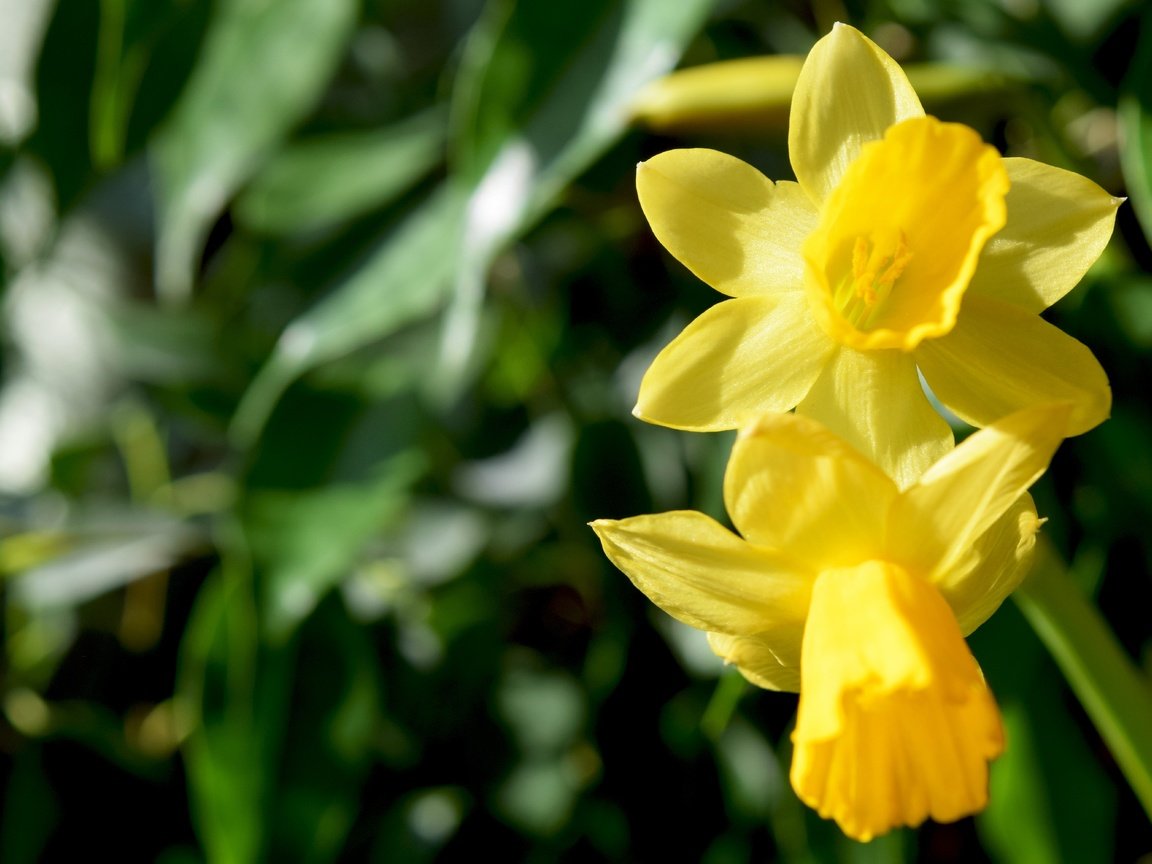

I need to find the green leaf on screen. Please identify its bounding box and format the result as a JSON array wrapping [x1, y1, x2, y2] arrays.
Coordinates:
[[243, 453, 423, 640], [450, 0, 615, 184], [1014, 540, 1152, 821], [181, 564, 383, 864], [234, 108, 447, 236], [0, 0, 56, 147], [1045, 0, 1131, 41], [1120, 13, 1152, 246], [974, 602, 1116, 863], [179, 567, 288, 864], [230, 184, 466, 446], [983, 699, 1115, 864], [106, 301, 229, 385], [151, 0, 357, 302], [0, 746, 56, 864], [236, 379, 427, 639], [10, 516, 198, 612], [231, 0, 715, 441], [269, 599, 382, 864], [442, 0, 718, 386]]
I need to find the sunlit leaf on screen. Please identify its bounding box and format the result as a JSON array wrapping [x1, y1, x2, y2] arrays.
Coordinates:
[[151, 0, 357, 302], [10, 517, 198, 611], [1045, 0, 1131, 40], [442, 0, 718, 387], [232, 0, 715, 437], [230, 184, 466, 445], [234, 108, 447, 236], [0, 0, 56, 145]]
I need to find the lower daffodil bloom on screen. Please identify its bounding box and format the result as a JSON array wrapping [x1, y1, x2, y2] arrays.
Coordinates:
[[634, 23, 1117, 487], [591, 402, 1071, 841]]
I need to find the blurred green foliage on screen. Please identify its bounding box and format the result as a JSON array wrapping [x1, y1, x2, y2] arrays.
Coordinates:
[[1, 0, 1151, 861]]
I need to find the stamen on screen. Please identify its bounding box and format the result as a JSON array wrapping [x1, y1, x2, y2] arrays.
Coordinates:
[[837, 228, 913, 329]]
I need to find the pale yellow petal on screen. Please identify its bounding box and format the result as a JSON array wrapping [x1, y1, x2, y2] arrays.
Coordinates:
[[590, 513, 812, 636], [634, 294, 834, 431], [707, 629, 803, 692], [724, 411, 895, 569], [637, 150, 816, 297], [796, 346, 954, 489], [789, 23, 924, 204], [968, 157, 1123, 313], [915, 293, 1111, 435], [938, 493, 1041, 634], [886, 403, 1069, 582]]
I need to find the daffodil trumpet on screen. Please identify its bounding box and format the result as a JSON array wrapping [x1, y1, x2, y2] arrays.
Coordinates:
[[592, 402, 1072, 841], [633, 23, 1117, 487]]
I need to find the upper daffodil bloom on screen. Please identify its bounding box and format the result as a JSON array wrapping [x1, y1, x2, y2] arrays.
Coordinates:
[[634, 22, 1117, 486], [591, 402, 1071, 841]]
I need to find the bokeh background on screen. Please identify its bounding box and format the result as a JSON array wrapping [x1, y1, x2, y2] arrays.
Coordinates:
[[1, 0, 1151, 860]]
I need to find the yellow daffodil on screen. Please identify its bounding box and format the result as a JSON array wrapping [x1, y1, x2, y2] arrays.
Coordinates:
[[591, 402, 1071, 841], [634, 23, 1117, 486]]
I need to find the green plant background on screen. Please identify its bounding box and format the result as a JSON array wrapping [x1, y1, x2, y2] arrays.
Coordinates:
[[1, 0, 1150, 861]]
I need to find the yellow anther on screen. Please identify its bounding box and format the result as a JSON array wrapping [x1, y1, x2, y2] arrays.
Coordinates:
[[847, 228, 912, 314]]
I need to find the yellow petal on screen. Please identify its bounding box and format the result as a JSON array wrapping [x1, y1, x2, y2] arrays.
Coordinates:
[[938, 493, 1041, 635], [886, 403, 1069, 583], [707, 629, 803, 692], [724, 412, 895, 569], [788, 23, 924, 205], [914, 293, 1111, 435], [790, 560, 1004, 842], [637, 150, 817, 297], [803, 117, 1008, 351], [967, 157, 1123, 313], [634, 294, 834, 431], [796, 345, 953, 489], [590, 513, 812, 636]]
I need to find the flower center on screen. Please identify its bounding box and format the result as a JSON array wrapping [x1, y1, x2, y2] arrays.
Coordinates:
[[802, 116, 1009, 352], [836, 227, 913, 329]]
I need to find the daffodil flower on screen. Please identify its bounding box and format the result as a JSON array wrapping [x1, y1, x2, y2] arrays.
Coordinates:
[[591, 402, 1071, 841], [634, 23, 1117, 486]]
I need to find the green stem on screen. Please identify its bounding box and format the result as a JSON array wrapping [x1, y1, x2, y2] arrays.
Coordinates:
[[1014, 539, 1152, 819], [700, 670, 747, 742], [91, 0, 126, 170]]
